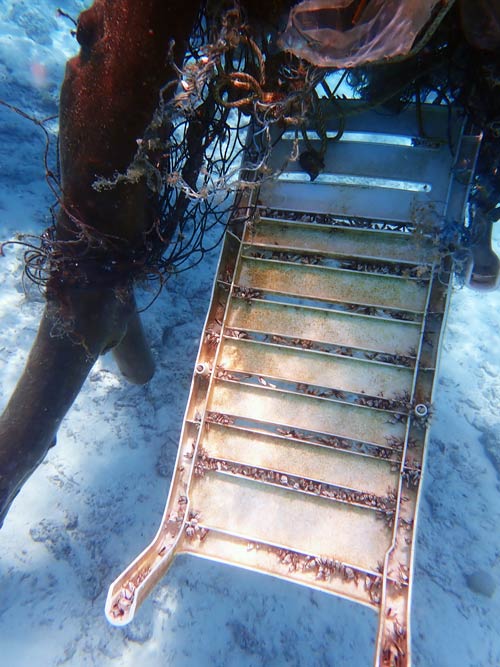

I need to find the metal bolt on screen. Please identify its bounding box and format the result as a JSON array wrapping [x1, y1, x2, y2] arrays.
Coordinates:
[[414, 403, 428, 418]]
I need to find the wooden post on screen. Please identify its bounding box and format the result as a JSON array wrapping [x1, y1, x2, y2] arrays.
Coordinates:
[[0, 0, 198, 525]]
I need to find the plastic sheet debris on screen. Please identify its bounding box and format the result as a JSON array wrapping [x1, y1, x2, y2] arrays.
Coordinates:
[[279, 0, 441, 68]]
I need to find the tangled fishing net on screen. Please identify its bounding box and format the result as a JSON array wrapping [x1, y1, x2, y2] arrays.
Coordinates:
[[1, 4, 326, 300], [2, 0, 499, 300]]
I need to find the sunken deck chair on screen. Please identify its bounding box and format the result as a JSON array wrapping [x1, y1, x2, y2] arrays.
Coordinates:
[[106, 100, 480, 667]]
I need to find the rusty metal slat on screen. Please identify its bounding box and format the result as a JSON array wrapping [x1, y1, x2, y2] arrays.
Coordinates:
[[199, 419, 406, 460], [202, 460, 394, 515], [257, 179, 431, 223], [208, 381, 406, 447], [226, 300, 421, 356], [189, 472, 390, 571], [219, 337, 414, 399], [203, 424, 396, 497], [237, 257, 428, 311], [255, 210, 412, 231], [248, 220, 436, 265]]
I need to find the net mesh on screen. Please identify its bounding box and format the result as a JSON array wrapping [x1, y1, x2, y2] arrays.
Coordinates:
[[1, 1, 499, 298], [3, 4, 325, 298]]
